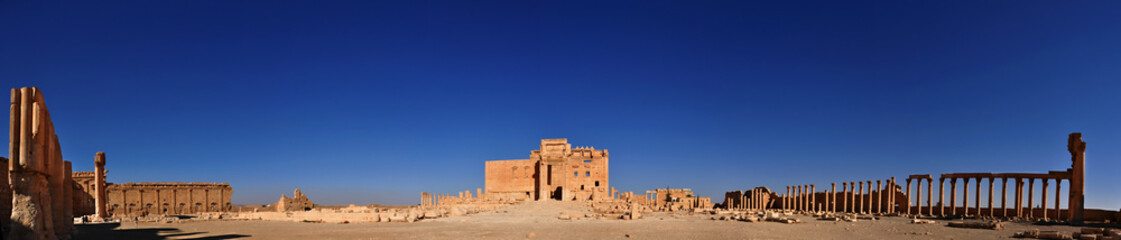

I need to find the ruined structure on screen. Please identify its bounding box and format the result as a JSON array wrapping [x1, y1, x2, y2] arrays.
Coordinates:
[[721, 133, 1112, 223], [275, 189, 315, 211], [71, 153, 233, 217], [7, 87, 76, 240], [484, 139, 609, 201]]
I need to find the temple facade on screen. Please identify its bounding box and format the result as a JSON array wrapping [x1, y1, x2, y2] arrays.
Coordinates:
[[484, 139, 610, 201]]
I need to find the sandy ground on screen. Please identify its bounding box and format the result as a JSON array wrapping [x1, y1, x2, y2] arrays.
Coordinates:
[[76, 201, 1092, 240]]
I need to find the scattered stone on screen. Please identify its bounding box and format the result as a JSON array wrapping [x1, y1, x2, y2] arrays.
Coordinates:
[[527, 232, 536, 238], [911, 219, 935, 224], [947, 221, 1003, 230]]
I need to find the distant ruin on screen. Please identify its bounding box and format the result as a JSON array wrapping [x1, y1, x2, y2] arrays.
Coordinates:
[[71, 153, 233, 217], [275, 189, 315, 211], [484, 139, 610, 201]]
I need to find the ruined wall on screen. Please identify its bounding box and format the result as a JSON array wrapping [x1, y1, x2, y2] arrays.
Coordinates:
[[483, 139, 610, 202], [483, 159, 536, 201], [275, 189, 315, 211], [7, 87, 76, 240], [105, 182, 232, 217], [71, 171, 96, 216]]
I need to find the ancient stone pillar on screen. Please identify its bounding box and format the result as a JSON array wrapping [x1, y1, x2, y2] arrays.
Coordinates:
[[95, 152, 108, 218], [850, 182, 856, 213], [905, 179, 912, 215], [962, 178, 970, 216], [888, 178, 895, 213], [988, 177, 994, 217], [1055, 179, 1062, 219], [876, 180, 882, 213], [858, 181, 864, 214], [974, 177, 981, 217], [830, 183, 836, 213], [950, 178, 957, 215], [1001, 178, 1008, 217], [1041, 179, 1049, 220], [1068, 133, 1085, 223], [1015, 178, 1023, 217], [810, 185, 816, 212], [1027, 178, 1035, 219], [937, 177, 945, 217], [840, 183, 847, 213]]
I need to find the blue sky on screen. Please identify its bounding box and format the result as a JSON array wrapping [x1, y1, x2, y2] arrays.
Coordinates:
[[2, 1, 1119, 210]]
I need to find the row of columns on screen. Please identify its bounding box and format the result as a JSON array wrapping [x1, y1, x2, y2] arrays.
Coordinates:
[[829, 178, 894, 214], [908, 176, 1067, 220], [783, 185, 816, 212], [729, 189, 768, 211]]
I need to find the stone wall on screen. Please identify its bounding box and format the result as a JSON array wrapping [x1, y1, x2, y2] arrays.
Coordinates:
[[275, 189, 315, 211], [7, 87, 76, 240], [483, 139, 610, 201], [105, 182, 232, 217]]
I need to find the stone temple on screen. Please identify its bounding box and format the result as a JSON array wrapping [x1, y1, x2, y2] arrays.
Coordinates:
[[484, 139, 610, 201]]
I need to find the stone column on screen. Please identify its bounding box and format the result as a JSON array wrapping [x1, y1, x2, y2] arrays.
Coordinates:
[[841, 183, 848, 213], [1027, 178, 1035, 219], [876, 180, 882, 213], [830, 183, 836, 213], [904, 179, 912, 215], [988, 177, 994, 217], [850, 182, 856, 213], [950, 178, 957, 215], [810, 185, 816, 212], [1067, 133, 1085, 223], [858, 181, 864, 214], [95, 152, 108, 218], [962, 178, 970, 216], [888, 178, 895, 213], [1015, 178, 1024, 217], [1002, 178, 1008, 217], [1055, 179, 1062, 220], [974, 177, 981, 217], [938, 177, 945, 217]]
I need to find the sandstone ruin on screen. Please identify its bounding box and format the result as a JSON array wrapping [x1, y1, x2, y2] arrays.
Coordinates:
[[5, 87, 76, 240], [484, 138, 610, 201], [275, 189, 315, 211], [71, 153, 233, 217]]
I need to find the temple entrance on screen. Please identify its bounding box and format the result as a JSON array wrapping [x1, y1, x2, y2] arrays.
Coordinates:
[[552, 187, 563, 200]]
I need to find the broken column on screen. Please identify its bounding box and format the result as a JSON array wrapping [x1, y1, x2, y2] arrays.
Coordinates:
[[1068, 133, 1085, 223], [8, 87, 74, 240], [95, 152, 108, 219]]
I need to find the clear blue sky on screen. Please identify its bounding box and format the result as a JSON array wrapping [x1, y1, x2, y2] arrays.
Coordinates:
[[2, 1, 1119, 210]]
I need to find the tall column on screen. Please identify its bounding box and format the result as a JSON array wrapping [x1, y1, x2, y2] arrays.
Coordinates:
[[858, 181, 864, 214], [1068, 133, 1085, 223], [95, 152, 108, 218], [876, 180, 882, 213], [889, 178, 896, 213], [1027, 178, 1035, 219], [811, 185, 816, 212], [1015, 178, 1024, 217], [1055, 179, 1062, 220], [937, 178, 945, 216], [988, 177, 994, 217], [1042, 179, 1049, 220], [974, 177, 981, 217], [905, 179, 912, 215], [1001, 178, 1008, 217], [831, 183, 836, 213], [850, 182, 856, 213], [841, 183, 848, 213], [962, 178, 970, 216], [950, 178, 957, 215]]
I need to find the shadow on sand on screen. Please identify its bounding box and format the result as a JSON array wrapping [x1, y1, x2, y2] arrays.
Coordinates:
[[75, 222, 250, 240]]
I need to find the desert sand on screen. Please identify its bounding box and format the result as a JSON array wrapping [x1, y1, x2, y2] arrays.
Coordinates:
[[75, 200, 1085, 240]]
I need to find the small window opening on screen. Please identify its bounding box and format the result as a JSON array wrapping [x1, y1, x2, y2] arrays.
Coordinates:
[[595, 181, 600, 187]]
